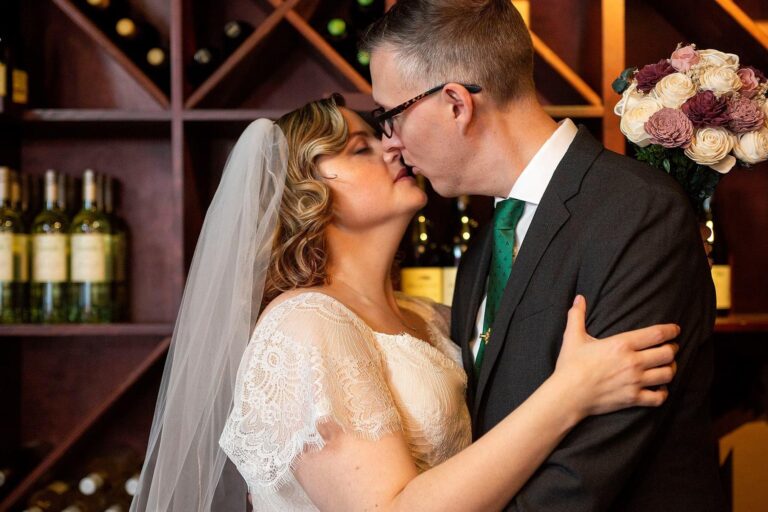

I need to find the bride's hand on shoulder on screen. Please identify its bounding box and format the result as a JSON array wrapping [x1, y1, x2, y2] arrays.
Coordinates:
[[554, 295, 680, 417]]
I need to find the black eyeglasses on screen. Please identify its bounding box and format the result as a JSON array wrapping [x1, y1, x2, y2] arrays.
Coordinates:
[[372, 83, 482, 138]]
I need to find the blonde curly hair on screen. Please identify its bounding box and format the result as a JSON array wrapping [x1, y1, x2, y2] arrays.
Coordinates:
[[263, 95, 350, 307]]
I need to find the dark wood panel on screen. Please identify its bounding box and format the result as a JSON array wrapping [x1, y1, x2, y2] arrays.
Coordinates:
[[20, 136, 183, 323]]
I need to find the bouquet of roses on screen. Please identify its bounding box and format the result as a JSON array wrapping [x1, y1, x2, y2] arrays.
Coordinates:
[[613, 44, 768, 215]]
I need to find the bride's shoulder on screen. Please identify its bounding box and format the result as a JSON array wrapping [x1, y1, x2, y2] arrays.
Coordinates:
[[256, 288, 371, 339], [395, 293, 451, 335]]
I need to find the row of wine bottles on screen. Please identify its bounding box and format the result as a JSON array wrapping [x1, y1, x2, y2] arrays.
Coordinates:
[[320, 0, 386, 81], [0, 167, 128, 324], [400, 176, 479, 306], [188, 20, 255, 86], [76, 0, 169, 92], [20, 446, 143, 512], [0, 2, 29, 115]]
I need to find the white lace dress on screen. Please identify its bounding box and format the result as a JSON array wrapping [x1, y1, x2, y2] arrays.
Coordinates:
[[218, 291, 472, 510]]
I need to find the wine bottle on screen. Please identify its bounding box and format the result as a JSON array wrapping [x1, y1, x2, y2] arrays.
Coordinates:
[[114, 16, 160, 63], [400, 176, 444, 303], [145, 46, 169, 91], [0, 18, 9, 115], [23, 480, 71, 512], [31, 170, 70, 323], [705, 197, 731, 315], [68, 169, 112, 323], [223, 20, 254, 57], [61, 489, 108, 512], [441, 195, 477, 306], [188, 47, 221, 86], [325, 18, 355, 63], [102, 175, 128, 321], [0, 167, 26, 322], [9, 21, 28, 107], [78, 448, 142, 497], [10, 170, 30, 321]]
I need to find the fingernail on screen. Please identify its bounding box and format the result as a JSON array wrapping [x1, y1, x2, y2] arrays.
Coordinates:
[[573, 295, 582, 306]]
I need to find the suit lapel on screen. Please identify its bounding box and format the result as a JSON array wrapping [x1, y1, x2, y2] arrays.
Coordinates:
[[472, 127, 604, 417]]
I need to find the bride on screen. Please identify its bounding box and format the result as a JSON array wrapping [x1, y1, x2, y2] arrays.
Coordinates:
[[130, 95, 679, 511]]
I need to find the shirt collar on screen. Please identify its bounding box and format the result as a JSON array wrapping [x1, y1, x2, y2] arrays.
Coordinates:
[[495, 118, 579, 206]]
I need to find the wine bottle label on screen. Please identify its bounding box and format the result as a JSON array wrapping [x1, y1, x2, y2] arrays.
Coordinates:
[[12, 69, 28, 104], [14, 234, 29, 282], [0, 62, 6, 97], [712, 264, 732, 310], [113, 233, 127, 281], [33, 234, 68, 283], [71, 234, 107, 283], [401, 267, 443, 303], [441, 267, 457, 307], [0, 233, 14, 282]]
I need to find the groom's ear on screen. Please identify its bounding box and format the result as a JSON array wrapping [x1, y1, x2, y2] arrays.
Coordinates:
[[441, 83, 475, 135]]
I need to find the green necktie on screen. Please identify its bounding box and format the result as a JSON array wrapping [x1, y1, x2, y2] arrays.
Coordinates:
[[475, 198, 525, 376]]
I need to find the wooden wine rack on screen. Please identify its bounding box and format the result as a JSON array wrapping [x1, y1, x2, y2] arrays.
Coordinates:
[[0, 0, 767, 510]]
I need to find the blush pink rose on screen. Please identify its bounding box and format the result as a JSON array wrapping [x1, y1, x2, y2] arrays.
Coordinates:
[[737, 67, 761, 99], [670, 45, 700, 72]]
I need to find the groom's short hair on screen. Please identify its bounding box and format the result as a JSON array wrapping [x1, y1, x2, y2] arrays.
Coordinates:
[[362, 0, 535, 106]]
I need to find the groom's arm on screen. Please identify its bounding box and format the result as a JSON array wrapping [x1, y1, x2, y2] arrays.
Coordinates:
[[507, 181, 716, 511]]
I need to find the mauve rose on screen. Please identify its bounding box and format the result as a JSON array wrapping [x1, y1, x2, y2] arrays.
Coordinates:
[[645, 108, 694, 148], [670, 45, 700, 72], [635, 60, 675, 93], [682, 91, 729, 128], [737, 68, 761, 98], [727, 97, 765, 133], [744, 65, 767, 83]]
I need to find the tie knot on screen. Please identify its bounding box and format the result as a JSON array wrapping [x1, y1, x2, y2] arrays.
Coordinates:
[[493, 198, 525, 231]]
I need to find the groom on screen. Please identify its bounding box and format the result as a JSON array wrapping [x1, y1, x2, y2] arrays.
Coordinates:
[[365, 1, 724, 511]]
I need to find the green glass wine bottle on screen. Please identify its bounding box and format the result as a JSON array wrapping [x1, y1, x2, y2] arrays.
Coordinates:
[[0, 167, 25, 323], [101, 175, 127, 321], [31, 170, 70, 323], [68, 169, 112, 323]]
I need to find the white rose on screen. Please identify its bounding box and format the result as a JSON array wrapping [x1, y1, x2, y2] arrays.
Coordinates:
[[620, 96, 663, 147], [614, 82, 645, 116], [684, 127, 736, 173], [651, 73, 697, 108], [763, 100, 768, 130], [698, 49, 740, 71], [733, 128, 768, 164], [699, 67, 742, 96]]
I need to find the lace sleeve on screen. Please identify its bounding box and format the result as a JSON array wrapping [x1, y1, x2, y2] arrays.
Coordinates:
[[218, 293, 402, 493]]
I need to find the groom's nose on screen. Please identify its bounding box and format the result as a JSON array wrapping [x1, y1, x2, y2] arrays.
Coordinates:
[[381, 129, 404, 153]]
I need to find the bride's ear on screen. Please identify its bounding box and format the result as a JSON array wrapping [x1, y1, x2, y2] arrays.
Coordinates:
[[442, 83, 475, 135]]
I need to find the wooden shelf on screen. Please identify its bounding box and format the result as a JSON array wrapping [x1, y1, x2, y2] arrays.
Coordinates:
[[22, 109, 172, 123], [182, 109, 288, 121], [715, 315, 768, 333], [0, 323, 175, 337]]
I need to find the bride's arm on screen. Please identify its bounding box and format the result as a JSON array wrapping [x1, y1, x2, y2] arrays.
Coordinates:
[[294, 296, 678, 512]]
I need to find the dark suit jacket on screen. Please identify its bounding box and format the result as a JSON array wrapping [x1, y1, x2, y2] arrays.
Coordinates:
[[451, 127, 725, 511]]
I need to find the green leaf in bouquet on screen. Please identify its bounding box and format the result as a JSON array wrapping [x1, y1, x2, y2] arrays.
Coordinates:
[[612, 67, 637, 94], [662, 159, 671, 173]]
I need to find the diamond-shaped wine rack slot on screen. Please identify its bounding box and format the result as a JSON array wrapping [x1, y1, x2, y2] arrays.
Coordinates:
[[0, 336, 172, 511], [266, 0, 372, 95], [50, 0, 171, 108], [531, 30, 604, 118], [184, 0, 303, 108]]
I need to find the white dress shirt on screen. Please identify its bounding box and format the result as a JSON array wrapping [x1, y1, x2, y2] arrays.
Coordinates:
[[471, 119, 579, 360]]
